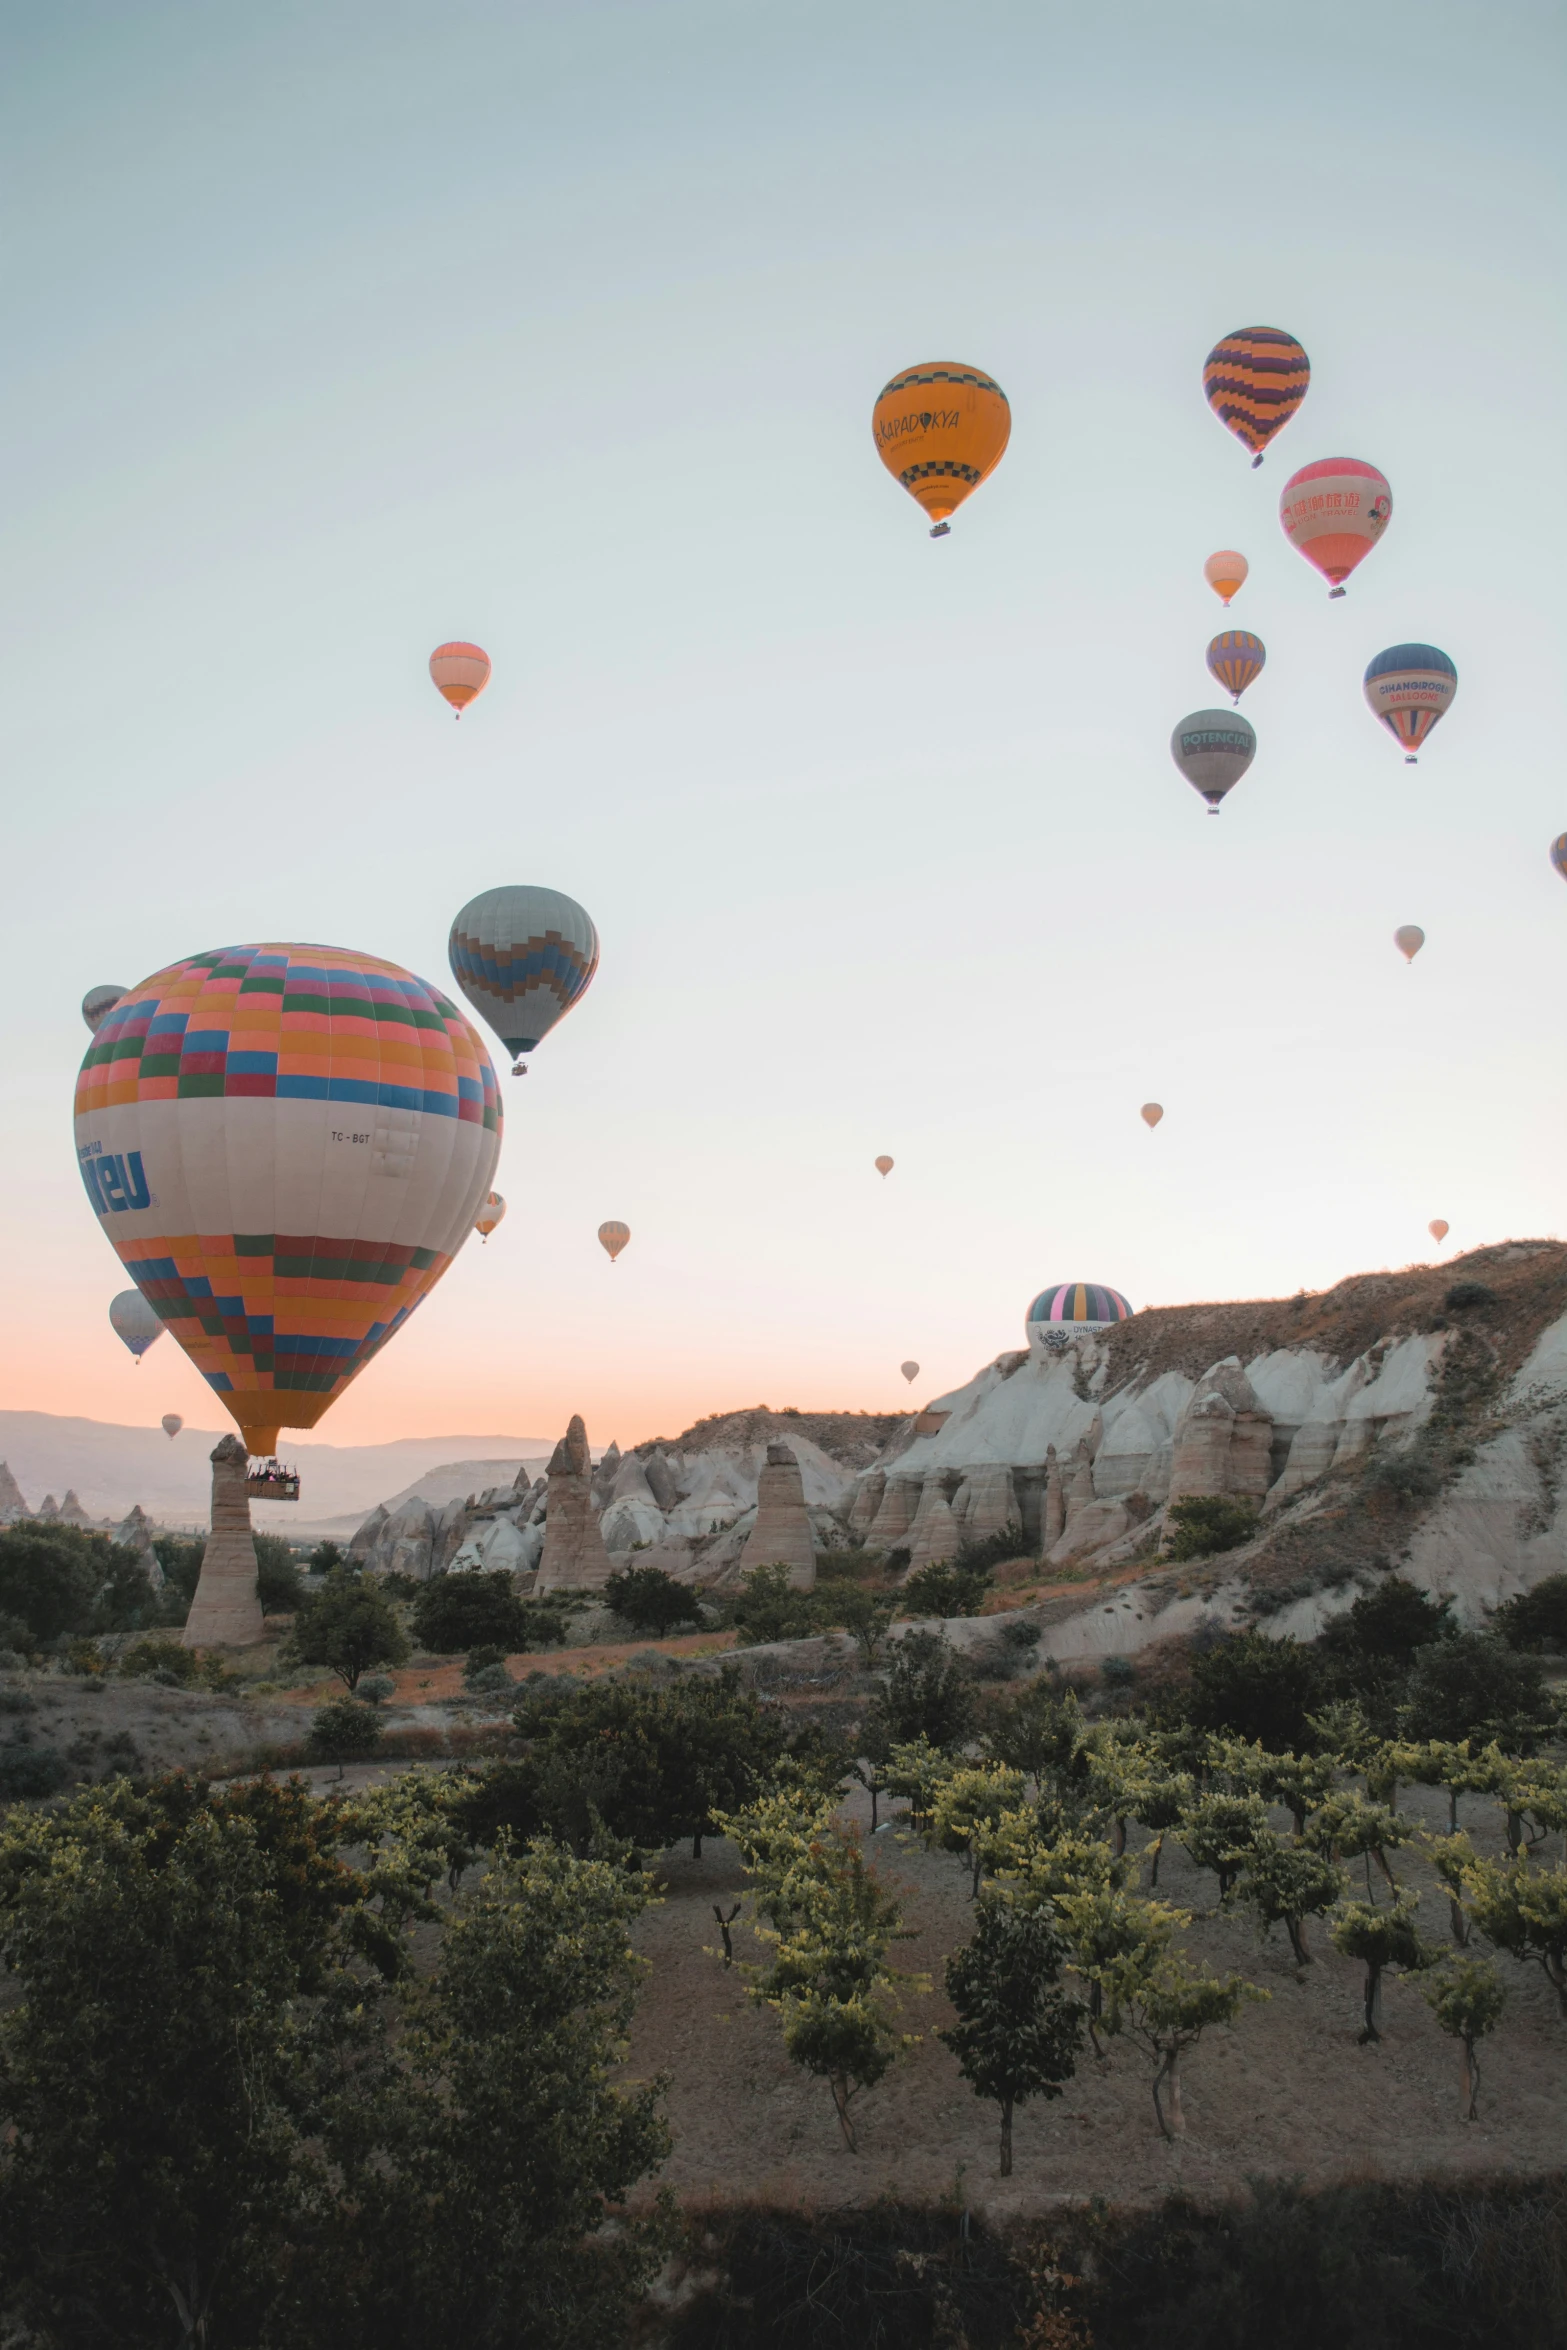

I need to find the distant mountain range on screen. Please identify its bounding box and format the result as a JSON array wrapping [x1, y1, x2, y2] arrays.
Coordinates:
[[0, 1413, 556, 1537]]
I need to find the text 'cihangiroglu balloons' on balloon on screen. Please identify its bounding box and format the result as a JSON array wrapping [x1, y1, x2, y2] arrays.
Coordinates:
[[1206, 631, 1265, 703], [1394, 925, 1425, 964], [1140, 1103, 1163, 1129], [77, 944, 502, 1457], [1279, 458, 1391, 597], [1363, 645, 1457, 763], [110, 1289, 163, 1362], [475, 1191, 506, 1242], [1203, 551, 1248, 607], [82, 986, 127, 1036], [161, 1413, 183, 1439], [901, 1361, 920, 1384], [430, 642, 491, 718], [1429, 1219, 1450, 1244], [875, 1155, 894, 1177], [448, 885, 600, 1076], [872, 362, 1010, 537], [598, 1221, 630, 1263], [1171, 709, 1256, 814], [1203, 327, 1310, 466]]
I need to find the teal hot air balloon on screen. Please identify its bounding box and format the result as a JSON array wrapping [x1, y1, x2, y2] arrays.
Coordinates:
[[1206, 631, 1265, 704], [1170, 709, 1256, 814], [1363, 644, 1457, 763], [448, 886, 600, 1075]]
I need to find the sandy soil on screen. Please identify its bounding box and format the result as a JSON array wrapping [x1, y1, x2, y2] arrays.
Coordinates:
[[622, 1778, 1567, 2221]]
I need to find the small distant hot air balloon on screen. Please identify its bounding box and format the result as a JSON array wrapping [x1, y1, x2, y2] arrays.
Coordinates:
[[900, 1361, 920, 1384], [81, 986, 126, 1035], [598, 1221, 630, 1263], [872, 362, 1010, 537], [109, 1290, 163, 1362], [1203, 327, 1311, 466], [875, 1155, 894, 1178], [429, 641, 491, 718], [1140, 1103, 1163, 1129], [1394, 925, 1425, 964], [1171, 709, 1256, 814], [1363, 645, 1458, 763], [475, 1191, 506, 1242], [161, 1413, 183, 1440], [1429, 1219, 1450, 1245], [1279, 459, 1391, 597], [1203, 551, 1248, 608], [1551, 835, 1567, 884], [448, 885, 600, 1075], [1206, 631, 1265, 703]]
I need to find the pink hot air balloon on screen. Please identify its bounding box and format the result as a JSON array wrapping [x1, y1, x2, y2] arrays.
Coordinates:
[[1394, 926, 1425, 964], [875, 1155, 894, 1177], [1278, 458, 1391, 598], [430, 641, 492, 718], [1429, 1220, 1450, 1245]]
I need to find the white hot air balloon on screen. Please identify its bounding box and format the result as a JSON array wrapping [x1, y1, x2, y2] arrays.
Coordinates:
[[82, 985, 127, 1035], [901, 1361, 920, 1384], [161, 1413, 183, 1440], [1170, 709, 1256, 814], [1140, 1103, 1163, 1130], [475, 1191, 506, 1243], [448, 886, 600, 1076], [1429, 1219, 1449, 1245], [109, 1290, 163, 1362], [1394, 925, 1425, 964]]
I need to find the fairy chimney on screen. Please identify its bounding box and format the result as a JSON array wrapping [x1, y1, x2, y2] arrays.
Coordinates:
[[536, 1415, 614, 1592], [738, 1442, 817, 1591], [182, 1436, 265, 1648]]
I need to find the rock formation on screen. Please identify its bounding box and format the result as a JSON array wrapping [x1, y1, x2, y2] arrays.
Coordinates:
[[1042, 1446, 1065, 1550], [1166, 1359, 1274, 1508], [848, 1470, 886, 1539], [866, 1477, 920, 1550], [0, 1463, 28, 1523], [536, 1416, 614, 1592], [36, 1495, 59, 1520], [56, 1490, 93, 1528], [114, 1502, 166, 1587], [182, 1436, 264, 1648], [737, 1443, 816, 1590], [904, 1476, 960, 1574], [954, 1461, 1018, 1547]]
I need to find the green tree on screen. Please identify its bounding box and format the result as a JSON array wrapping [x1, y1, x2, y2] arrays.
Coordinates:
[[1163, 1497, 1258, 1561], [0, 1524, 119, 1642], [730, 1560, 817, 1646], [863, 1629, 976, 1755], [1305, 1792, 1415, 1900], [292, 1565, 410, 1691], [823, 1583, 896, 1668], [898, 1551, 996, 1619], [928, 1763, 1028, 1897], [1492, 1572, 1567, 1652], [1330, 1892, 1430, 2043], [939, 1896, 1084, 2175], [1324, 1576, 1454, 1668], [1054, 1885, 1180, 2054], [309, 1538, 347, 1574], [1420, 1954, 1505, 2121], [409, 1568, 530, 1654], [1178, 1631, 1324, 1751], [152, 1533, 205, 1607], [1402, 1633, 1556, 1752], [254, 1532, 304, 1614], [603, 1563, 700, 1637], [1179, 1791, 1271, 1901], [1231, 1832, 1345, 1966], [309, 1696, 384, 1770], [1456, 1852, 1567, 2018], [1098, 1947, 1267, 2139], [981, 1680, 1088, 1793]]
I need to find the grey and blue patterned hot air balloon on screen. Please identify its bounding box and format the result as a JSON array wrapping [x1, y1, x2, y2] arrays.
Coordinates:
[[448, 886, 600, 1075]]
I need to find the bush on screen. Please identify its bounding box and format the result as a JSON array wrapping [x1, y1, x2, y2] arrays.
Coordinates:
[[119, 1638, 200, 1683], [253, 1534, 303, 1615], [1174, 1630, 1324, 1751], [307, 1539, 347, 1575], [1446, 1282, 1498, 1311], [0, 1744, 70, 1798], [290, 1568, 409, 1692], [409, 1570, 530, 1655], [0, 1528, 114, 1644], [864, 1630, 976, 1756], [1163, 1498, 1258, 1561], [731, 1562, 817, 1647], [604, 1564, 700, 1638], [900, 1555, 994, 1619], [356, 1673, 398, 1707], [1402, 1633, 1556, 1751], [152, 1535, 205, 1605], [1493, 1573, 1567, 1652], [306, 1697, 383, 1763], [0, 1611, 35, 1658]]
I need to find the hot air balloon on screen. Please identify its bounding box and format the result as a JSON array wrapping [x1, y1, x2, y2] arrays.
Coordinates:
[[1026, 1284, 1133, 1343], [598, 1221, 630, 1263], [77, 944, 502, 1460], [1429, 1219, 1449, 1245], [900, 1361, 919, 1384], [1279, 458, 1391, 597], [871, 361, 1010, 537], [82, 986, 127, 1035], [1171, 709, 1256, 814], [1204, 551, 1248, 607], [1394, 925, 1425, 964], [1206, 631, 1265, 703], [1203, 327, 1310, 466], [1552, 836, 1567, 884], [874, 1155, 894, 1178], [1363, 645, 1458, 762], [430, 641, 491, 718], [475, 1191, 506, 1242], [1140, 1103, 1163, 1129], [161, 1413, 183, 1439], [448, 886, 599, 1076], [109, 1289, 163, 1361]]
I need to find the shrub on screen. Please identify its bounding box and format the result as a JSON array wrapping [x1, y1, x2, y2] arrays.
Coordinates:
[[290, 1568, 409, 1692], [253, 1535, 303, 1615], [356, 1673, 398, 1707], [306, 1697, 383, 1763], [119, 1638, 200, 1683], [731, 1562, 817, 1647], [0, 1612, 35, 1658], [0, 1528, 113, 1644], [1493, 1573, 1567, 1652], [604, 1564, 700, 1638], [1402, 1633, 1556, 1751], [1446, 1282, 1498, 1311], [864, 1631, 975, 1757], [409, 1570, 529, 1655], [1175, 1630, 1325, 1751], [900, 1555, 994, 1619], [307, 1539, 347, 1575], [1163, 1498, 1258, 1561], [0, 1745, 70, 1798]]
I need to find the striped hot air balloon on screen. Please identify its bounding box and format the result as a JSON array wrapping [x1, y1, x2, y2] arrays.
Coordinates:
[[598, 1221, 630, 1263], [872, 362, 1010, 537], [82, 986, 127, 1035], [77, 944, 502, 1457], [1026, 1283, 1133, 1346], [448, 886, 599, 1076], [1279, 458, 1392, 596], [429, 642, 491, 717], [1206, 631, 1266, 703], [1203, 327, 1311, 466], [1363, 645, 1457, 762]]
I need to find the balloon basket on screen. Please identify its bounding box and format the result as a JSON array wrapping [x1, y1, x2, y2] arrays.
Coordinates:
[[1328, 587, 1347, 599], [1406, 755, 1417, 765], [1252, 454, 1264, 469], [510, 1060, 528, 1077], [929, 522, 951, 538], [246, 1458, 301, 1502]]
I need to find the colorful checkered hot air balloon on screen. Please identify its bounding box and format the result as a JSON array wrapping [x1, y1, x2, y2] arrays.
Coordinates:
[[76, 944, 502, 1459], [448, 886, 600, 1077], [1279, 458, 1392, 597], [1203, 327, 1310, 466], [872, 362, 1010, 537], [1363, 645, 1457, 762], [1206, 631, 1266, 704]]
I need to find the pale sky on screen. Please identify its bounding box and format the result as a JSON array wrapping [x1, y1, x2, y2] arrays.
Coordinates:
[[3, 1, 1565, 1454]]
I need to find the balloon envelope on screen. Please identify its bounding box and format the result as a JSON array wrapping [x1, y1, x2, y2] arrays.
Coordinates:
[[430, 641, 491, 716], [161, 1413, 183, 1439], [1203, 551, 1248, 605], [872, 361, 1010, 534], [77, 944, 502, 1456], [900, 1361, 919, 1383], [1140, 1103, 1163, 1129], [874, 1155, 894, 1177], [475, 1190, 506, 1240], [1279, 458, 1391, 594], [448, 885, 599, 1069], [1203, 327, 1310, 463], [1363, 644, 1457, 761], [598, 1221, 630, 1262], [1394, 925, 1425, 963], [1171, 709, 1256, 813], [1429, 1219, 1449, 1243], [1206, 631, 1265, 702], [109, 1289, 163, 1360], [82, 986, 127, 1035], [1552, 835, 1567, 883]]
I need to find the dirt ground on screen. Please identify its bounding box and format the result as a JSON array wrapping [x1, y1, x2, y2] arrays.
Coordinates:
[[622, 1779, 1567, 2221]]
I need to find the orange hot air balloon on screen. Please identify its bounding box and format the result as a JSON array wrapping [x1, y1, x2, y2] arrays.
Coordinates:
[[900, 1360, 920, 1384], [1140, 1103, 1163, 1129], [598, 1220, 630, 1263], [1429, 1219, 1449, 1244], [874, 1155, 894, 1178], [1204, 551, 1248, 606], [872, 362, 1010, 537], [1394, 925, 1425, 964], [430, 641, 492, 718]]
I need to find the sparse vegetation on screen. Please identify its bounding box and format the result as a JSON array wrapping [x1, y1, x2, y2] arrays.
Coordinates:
[[1162, 1496, 1258, 1561]]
